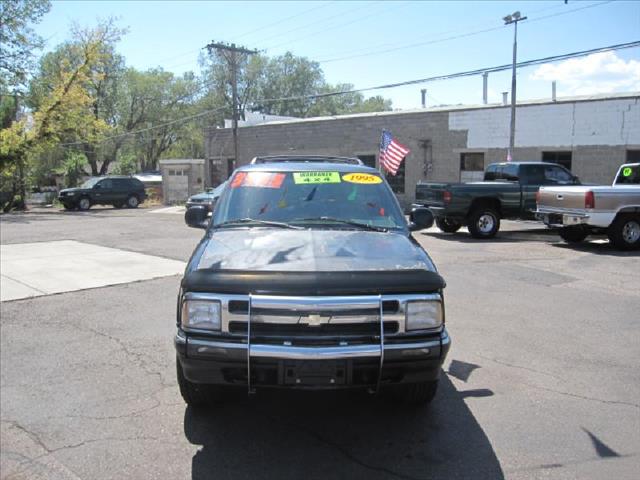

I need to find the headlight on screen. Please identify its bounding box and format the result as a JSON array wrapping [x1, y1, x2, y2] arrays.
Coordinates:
[[405, 301, 443, 331], [181, 299, 221, 330]]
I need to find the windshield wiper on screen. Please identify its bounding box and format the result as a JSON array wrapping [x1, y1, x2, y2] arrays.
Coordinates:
[[213, 218, 303, 230], [297, 217, 389, 232]]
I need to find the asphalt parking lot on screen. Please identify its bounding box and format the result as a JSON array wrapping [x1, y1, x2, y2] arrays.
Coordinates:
[[1, 207, 638, 480]]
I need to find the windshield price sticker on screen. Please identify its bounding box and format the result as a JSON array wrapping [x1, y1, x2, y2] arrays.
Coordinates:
[[622, 167, 633, 177], [293, 172, 341, 184], [342, 173, 383, 184], [231, 172, 285, 189]]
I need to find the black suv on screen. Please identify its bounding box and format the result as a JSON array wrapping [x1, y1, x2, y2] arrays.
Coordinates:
[[176, 156, 449, 406], [58, 176, 147, 210]]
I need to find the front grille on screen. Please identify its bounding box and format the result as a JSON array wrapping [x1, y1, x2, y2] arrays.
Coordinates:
[[228, 321, 399, 336], [228, 300, 399, 315]]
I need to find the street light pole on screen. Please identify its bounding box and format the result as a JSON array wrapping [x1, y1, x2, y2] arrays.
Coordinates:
[[503, 11, 526, 161]]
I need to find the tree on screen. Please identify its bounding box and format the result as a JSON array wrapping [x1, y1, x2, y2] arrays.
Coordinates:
[[1, 24, 114, 210], [254, 53, 324, 117], [54, 150, 87, 187], [201, 50, 392, 120], [27, 19, 126, 175], [117, 68, 200, 171], [0, 0, 51, 91]]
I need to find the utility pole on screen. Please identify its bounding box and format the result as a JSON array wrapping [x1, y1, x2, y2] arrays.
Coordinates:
[[503, 11, 526, 161], [205, 42, 258, 167]]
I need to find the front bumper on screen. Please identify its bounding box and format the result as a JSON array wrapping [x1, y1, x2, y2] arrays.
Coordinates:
[[186, 201, 212, 211], [175, 329, 451, 389]]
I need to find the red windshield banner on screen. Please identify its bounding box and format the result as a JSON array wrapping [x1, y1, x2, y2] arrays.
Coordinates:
[[230, 172, 286, 189]]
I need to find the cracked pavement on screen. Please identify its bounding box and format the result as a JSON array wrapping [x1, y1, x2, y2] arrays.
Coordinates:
[[1, 209, 639, 479]]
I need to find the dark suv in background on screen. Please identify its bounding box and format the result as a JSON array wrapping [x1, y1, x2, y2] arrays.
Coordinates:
[[58, 176, 146, 211]]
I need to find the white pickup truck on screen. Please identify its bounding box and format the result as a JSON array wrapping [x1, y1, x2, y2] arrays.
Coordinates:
[[536, 163, 640, 250]]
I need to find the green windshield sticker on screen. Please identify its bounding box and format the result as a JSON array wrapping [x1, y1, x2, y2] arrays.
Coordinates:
[[623, 167, 633, 177], [293, 171, 341, 184]]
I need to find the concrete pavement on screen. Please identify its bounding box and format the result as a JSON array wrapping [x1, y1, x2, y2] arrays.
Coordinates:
[[1, 240, 185, 302]]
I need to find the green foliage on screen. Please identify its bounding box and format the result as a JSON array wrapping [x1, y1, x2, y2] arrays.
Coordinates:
[[200, 50, 393, 121], [0, 0, 51, 90], [55, 151, 87, 187], [111, 153, 137, 175]]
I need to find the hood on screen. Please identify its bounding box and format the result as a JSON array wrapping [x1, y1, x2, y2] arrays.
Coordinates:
[[189, 191, 215, 202], [196, 228, 436, 272], [59, 187, 83, 194]]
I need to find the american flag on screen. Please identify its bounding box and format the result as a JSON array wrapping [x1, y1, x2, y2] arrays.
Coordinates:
[[379, 130, 410, 176]]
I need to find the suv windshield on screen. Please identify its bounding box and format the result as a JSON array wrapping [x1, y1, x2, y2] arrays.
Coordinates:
[[213, 170, 406, 230]]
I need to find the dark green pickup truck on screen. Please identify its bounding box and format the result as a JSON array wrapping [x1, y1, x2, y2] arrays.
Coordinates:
[[414, 162, 579, 238]]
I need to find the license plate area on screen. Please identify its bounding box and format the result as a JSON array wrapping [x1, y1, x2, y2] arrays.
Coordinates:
[[547, 213, 563, 225], [281, 360, 347, 386]]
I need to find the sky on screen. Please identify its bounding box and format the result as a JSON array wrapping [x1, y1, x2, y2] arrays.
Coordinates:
[[33, 0, 640, 111]]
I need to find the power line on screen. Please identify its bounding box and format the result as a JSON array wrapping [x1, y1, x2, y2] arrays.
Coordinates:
[[251, 40, 640, 104], [59, 106, 228, 147], [258, 1, 380, 45], [142, 3, 338, 68], [314, 0, 615, 64], [263, 1, 412, 52], [318, 24, 507, 64], [232, 1, 339, 42], [58, 40, 640, 151], [205, 41, 259, 164]]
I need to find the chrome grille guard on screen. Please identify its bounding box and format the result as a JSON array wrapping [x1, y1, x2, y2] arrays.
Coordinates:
[[246, 294, 385, 395]]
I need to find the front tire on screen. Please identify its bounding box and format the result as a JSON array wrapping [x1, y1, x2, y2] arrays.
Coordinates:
[[391, 380, 439, 405], [126, 195, 139, 208], [558, 226, 588, 243], [176, 358, 230, 407], [177, 358, 210, 407], [78, 197, 91, 211], [607, 215, 640, 250], [436, 218, 462, 233], [467, 208, 500, 239]]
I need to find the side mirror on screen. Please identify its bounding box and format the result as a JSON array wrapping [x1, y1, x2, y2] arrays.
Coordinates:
[[93, 183, 101, 189], [573, 175, 580, 184], [185, 205, 209, 229], [409, 206, 434, 231]]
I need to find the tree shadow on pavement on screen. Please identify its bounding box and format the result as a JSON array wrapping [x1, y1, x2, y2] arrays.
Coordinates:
[[549, 241, 640, 257], [0, 213, 61, 224], [0, 207, 142, 224], [184, 374, 503, 480], [420, 229, 557, 244]]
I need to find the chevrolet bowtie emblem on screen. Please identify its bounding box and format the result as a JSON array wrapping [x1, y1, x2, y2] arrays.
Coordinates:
[[299, 314, 331, 327]]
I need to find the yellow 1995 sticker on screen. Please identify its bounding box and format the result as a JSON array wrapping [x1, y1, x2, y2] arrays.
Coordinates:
[[342, 173, 383, 184]]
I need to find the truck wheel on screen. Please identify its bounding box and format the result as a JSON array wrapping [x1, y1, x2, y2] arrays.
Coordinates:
[[467, 208, 500, 239], [78, 197, 91, 211], [177, 358, 210, 407], [436, 218, 462, 233], [126, 195, 139, 208], [176, 358, 231, 406], [607, 215, 640, 250], [558, 226, 588, 243], [392, 380, 439, 405]]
